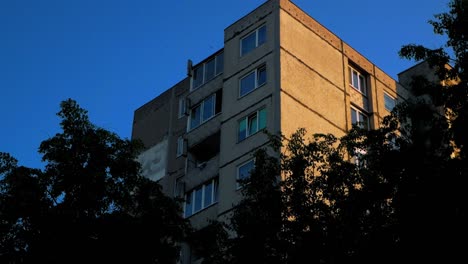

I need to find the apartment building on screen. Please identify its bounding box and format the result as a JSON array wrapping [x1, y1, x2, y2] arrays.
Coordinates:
[[131, 0, 419, 262]]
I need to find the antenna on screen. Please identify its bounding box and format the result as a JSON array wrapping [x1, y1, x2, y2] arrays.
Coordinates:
[[187, 59, 193, 77]]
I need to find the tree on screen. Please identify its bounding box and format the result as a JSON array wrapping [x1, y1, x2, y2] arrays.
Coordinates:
[[206, 123, 404, 264], [226, 148, 284, 264], [400, 0, 467, 158], [398, 0, 467, 261], [278, 125, 403, 264], [193, 148, 284, 264], [0, 153, 49, 263], [0, 99, 189, 263]]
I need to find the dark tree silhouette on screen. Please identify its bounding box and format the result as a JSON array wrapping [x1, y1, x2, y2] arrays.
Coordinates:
[[192, 148, 284, 264], [0, 99, 190, 264], [205, 123, 405, 264], [226, 148, 284, 264], [397, 0, 468, 261]]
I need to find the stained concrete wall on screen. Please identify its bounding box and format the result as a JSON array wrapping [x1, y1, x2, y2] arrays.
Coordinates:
[[131, 78, 189, 195], [398, 61, 440, 89], [132, 88, 172, 149], [138, 139, 168, 182]]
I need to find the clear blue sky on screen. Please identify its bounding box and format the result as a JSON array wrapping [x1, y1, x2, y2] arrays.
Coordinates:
[[0, 0, 449, 169]]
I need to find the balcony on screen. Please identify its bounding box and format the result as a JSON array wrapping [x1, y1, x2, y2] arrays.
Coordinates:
[[185, 130, 220, 185]]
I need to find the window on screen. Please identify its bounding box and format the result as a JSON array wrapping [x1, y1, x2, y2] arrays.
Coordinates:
[[237, 159, 255, 188], [178, 98, 186, 118], [174, 177, 185, 197], [349, 66, 367, 95], [216, 52, 224, 76], [241, 25, 266, 56], [238, 108, 267, 141], [204, 58, 215, 81], [189, 90, 222, 130], [384, 93, 396, 111], [239, 65, 266, 97], [176, 136, 184, 157], [352, 148, 367, 168], [192, 66, 204, 89], [351, 107, 369, 130], [184, 178, 219, 218], [191, 52, 224, 90]]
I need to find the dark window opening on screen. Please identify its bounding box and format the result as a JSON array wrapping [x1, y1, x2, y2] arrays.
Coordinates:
[[189, 131, 221, 164]]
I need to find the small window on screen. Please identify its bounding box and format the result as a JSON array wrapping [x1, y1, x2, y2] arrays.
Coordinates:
[[240, 25, 266, 56], [238, 108, 267, 141], [184, 178, 219, 218], [192, 66, 204, 89], [239, 65, 266, 97], [204, 58, 215, 82], [190, 104, 202, 129], [191, 52, 224, 90], [237, 159, 255, 188], [215, 52, 224, 76], [204, 181, 213, 207], [349, 66, 367, 95], [178, 98, 186, 118], [213, 179, 218, 203], [189, 91, 222, 130], [351, 107, 369, 130], [352, 148, 367, 168], [184, 192, 193, 218], [202, 95, 215, 121], [176, 136, 184, 157], [174, 177, 185, 197], [384, 93, 396, 111], [194, 187, 203, 212]]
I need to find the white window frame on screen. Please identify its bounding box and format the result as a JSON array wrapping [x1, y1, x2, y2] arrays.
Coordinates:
[[351, 106, 370, 130], [384, 92, 396, 111], [238, 108, 267, 142], [239, 65, 266, 98], [353, 147, 367, 168], [240, 25, 266, 56], [237, 159, 255, 188], [178, 98, 186, 118], [184, 178, 218, 218], [176, 136, 184, 157], [349, 66, 367, 95], [191, 52, 224, 90]]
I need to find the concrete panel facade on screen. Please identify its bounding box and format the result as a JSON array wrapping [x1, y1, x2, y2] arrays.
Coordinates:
[[132, 88, 172, 149], [280, 51, 347, 136], [132, 78, 189, 195], [217, 0, 280, 219], [398, 60, 440, 88], [138, 139, 168, 182], [280, 91, 346, 138], [280, 9, 344, 89]]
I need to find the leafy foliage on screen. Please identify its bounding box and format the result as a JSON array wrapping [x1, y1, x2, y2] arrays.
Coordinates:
[[205, 122, 406, 264], [0, 99, 189, 263], [400, 0, 468, 158], [227, 148, 284, 264], [397, 0, 468, 261]]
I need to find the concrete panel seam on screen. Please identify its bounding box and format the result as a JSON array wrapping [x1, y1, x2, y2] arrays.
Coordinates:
[[280, 89, 346, 133], [281, 47, 345, 94]]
